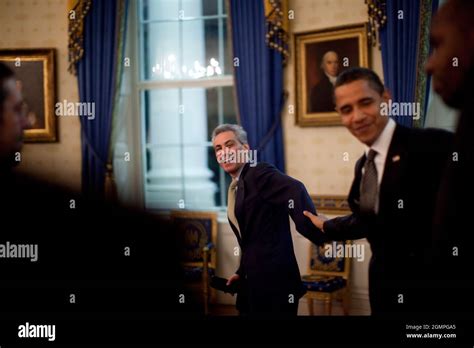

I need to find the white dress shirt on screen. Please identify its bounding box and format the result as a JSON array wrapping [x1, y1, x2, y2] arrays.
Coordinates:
[[326, 72, 337, 85], [231, 164, 245, 191]]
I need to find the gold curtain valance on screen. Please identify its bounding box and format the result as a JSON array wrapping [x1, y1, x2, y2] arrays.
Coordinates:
[[366, 0, 387, 49], [68, 0, 92, 75], [265, 0, 289, 64]]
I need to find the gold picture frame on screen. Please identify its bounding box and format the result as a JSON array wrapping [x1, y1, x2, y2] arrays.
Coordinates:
[[295, 24, 369, 127], [0, 48, 57, 142], [311, 194, 350, 215]]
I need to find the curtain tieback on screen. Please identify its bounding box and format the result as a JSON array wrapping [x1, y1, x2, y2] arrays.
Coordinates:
[[81, 128, 106, 168]]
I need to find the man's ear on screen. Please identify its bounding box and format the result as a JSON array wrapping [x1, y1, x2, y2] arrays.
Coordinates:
[[382, 88, 392, 103], [243, 143, 250, 151]]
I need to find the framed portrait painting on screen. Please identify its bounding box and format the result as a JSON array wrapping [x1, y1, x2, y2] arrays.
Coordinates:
[[0, 48, 57, 142], [295, 24, 369, 126]]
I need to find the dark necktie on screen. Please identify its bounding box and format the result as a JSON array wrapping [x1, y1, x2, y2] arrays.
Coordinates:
[[359, 149, 378, 214]]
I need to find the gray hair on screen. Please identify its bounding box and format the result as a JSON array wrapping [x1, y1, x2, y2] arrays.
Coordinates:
[[211, 124, 248, 145]]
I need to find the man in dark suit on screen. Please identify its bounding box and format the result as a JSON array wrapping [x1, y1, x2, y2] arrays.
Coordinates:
[[212, 124, 327, 316], [0, 62, 194, 319], [425, 0, 474, 313], [310, 51, 339, 113], [304, 68, 453, 315]]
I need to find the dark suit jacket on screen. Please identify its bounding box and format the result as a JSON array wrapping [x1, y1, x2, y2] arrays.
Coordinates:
[[310, 73, 336, 113], [322, 125, 453, 315], [431, 83, 474, 313], [0, 171, 195, 318], [228, 162, 327, 314]]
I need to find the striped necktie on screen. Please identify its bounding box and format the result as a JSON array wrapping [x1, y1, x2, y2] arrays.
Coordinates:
[[227, 178, 240, 236], [359, 149, 378, 214]]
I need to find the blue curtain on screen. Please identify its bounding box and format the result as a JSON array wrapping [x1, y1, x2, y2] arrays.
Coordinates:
[[423, 0, 439, 126], [77, 0, 127, 198], [380, 0, 420, 128], [230, 0, 285, 172]]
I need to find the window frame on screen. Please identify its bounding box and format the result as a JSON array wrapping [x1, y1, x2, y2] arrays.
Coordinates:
[[136, 0, 235, 211]]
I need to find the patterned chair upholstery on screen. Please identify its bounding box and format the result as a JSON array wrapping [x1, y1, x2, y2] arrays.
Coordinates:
[[301, 241, 352, 315], [171, 210, 217, 315]]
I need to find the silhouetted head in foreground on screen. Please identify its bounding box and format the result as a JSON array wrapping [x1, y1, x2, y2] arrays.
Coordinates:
[[0, 62, 28, 170]]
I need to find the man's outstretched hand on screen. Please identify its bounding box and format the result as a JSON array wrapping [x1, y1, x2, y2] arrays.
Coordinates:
[[226, 273, 240, 286], [303, 210, 328, 231]]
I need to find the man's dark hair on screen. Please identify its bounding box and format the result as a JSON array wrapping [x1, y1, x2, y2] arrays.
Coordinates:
[[334, 67, 385, 95], [0, 62, 14, 118]]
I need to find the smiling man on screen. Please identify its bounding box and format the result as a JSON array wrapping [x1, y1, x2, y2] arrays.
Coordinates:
[[304, 67, 453, 316], [212, 124, 327, 316]]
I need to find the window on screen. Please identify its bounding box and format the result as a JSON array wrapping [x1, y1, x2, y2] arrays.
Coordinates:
[[137, 0, 237, 211]]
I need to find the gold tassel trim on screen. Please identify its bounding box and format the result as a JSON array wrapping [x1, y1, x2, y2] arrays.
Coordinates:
[[68, 0, 92, 75]]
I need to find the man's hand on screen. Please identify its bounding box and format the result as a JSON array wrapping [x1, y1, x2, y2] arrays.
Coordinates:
[[226, 273, 240, 286], [303, 210, 328, 231]]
